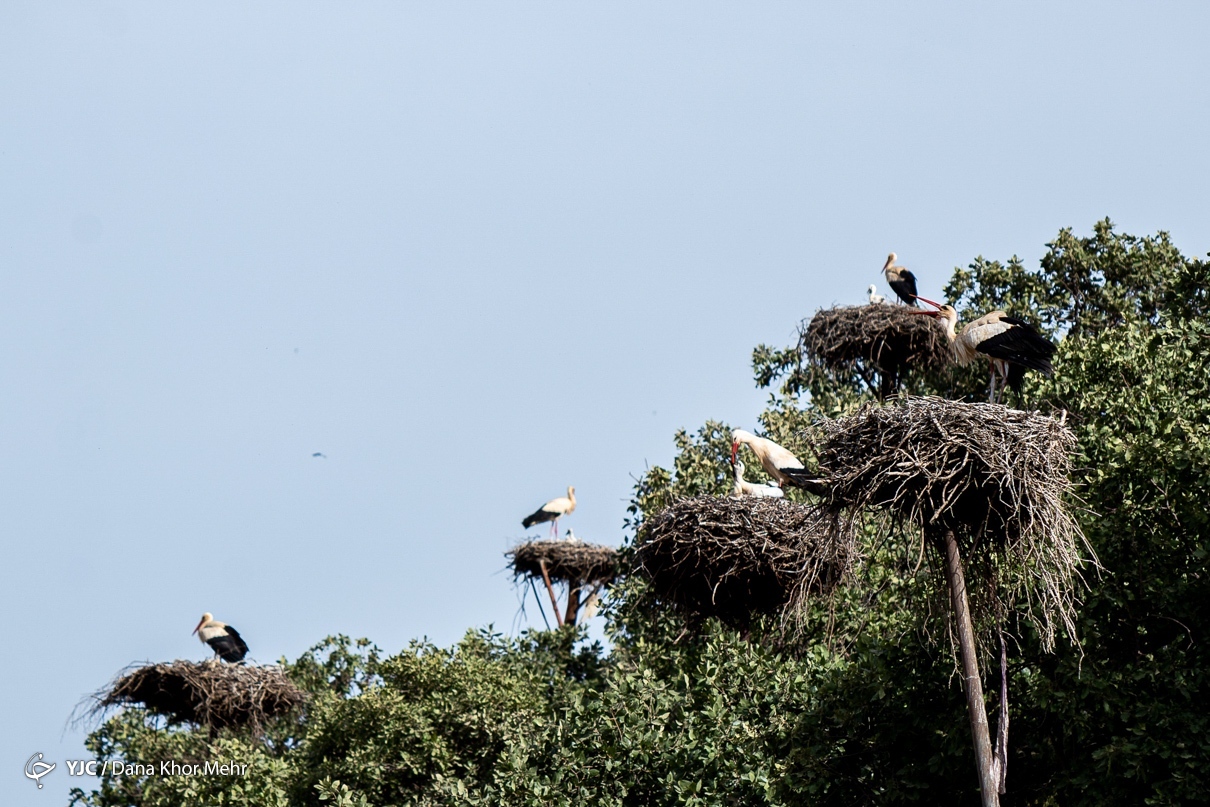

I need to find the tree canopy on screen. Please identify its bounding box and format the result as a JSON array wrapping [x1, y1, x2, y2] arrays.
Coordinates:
[[76, 221, 1209, 806]]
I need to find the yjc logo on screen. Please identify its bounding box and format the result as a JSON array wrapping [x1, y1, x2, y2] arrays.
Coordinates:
[[25, 753, 56, 789]]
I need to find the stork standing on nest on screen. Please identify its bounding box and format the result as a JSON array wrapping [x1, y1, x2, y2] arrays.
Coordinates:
[[867, 284, 886, 304], [192, 613, 249, 663], [913, 296, 1057, 404], [881, 253, 919, 306], [732, 459, 785, 498], [730, 429, 821, 490], [522, 486, 576, 536]]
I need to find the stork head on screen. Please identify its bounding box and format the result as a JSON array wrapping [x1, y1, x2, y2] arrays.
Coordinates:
[[567, 485, 575, 497], [910, 299, 958, 324], [867, 284, 877, 294], [734, 459, 746, 478], [882, 252, 897, 271], [730, 428, 749, 464], [192, 613, 213, 635]]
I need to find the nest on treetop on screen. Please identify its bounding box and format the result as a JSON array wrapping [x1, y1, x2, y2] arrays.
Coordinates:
[[803, 304, 950, 396], [507, 539, 618, 585], [807, 396, 1090, 649], [91, 660, 305, 732], [633, 496, 854, 627]]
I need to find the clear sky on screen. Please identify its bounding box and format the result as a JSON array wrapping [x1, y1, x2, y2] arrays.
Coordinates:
[[2, 2, 1208, 803]]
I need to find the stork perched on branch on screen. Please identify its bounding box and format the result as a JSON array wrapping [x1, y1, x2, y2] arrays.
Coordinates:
[[730, 429, 824, 492], [913, 296, 1057, 403], [731, 459, 785, 499], [192, 613, 249, 663], [522, 486, 576, 536], [881, 253, 918, 306]]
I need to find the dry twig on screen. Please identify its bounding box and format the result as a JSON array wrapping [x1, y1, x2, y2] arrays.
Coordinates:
[[633, 496, 855, 627], [89, 660, 304, 732], [803, 304, 950, 396]]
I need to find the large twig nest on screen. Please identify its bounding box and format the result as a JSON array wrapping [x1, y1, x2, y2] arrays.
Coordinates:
[[93, 660, 305, 731], [808, 396, 1089, 648], [803, 304, 950, 395], [634, 497, 853, 626], [507, 539, 618, 585]]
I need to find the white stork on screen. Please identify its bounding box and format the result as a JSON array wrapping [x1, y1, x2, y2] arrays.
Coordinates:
[[192, 613, 249, 663], [730, 429, 821, 490], [732, 459, 785, 498], [522, 486, 576, 536], [881, 252, 919, 306], [867, 284, 886, 304], [913, 296, 1057, 403]]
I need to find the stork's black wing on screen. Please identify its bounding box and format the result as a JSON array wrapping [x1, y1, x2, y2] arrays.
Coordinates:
[[778, 467, 830, 496], [888, 270, 918, 306], [977, 319, 1057, 389], [522, 506, 558, 528], [208, 626, 249, 663]]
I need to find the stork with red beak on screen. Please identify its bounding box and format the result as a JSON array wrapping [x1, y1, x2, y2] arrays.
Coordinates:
[[192, 612, 249, 663], [730, 429, 822, 491], [882, 253, 919, 306], [522, 486, 576, 536], [913, 296, 1057, 403]]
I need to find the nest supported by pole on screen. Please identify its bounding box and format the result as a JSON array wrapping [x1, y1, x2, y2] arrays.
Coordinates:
[[803, 304, 951, 396], [634, 496, 853, 627], [92, 660, 305, 731], [807, 396, 1089, 649], [507, 539, 619, 627]]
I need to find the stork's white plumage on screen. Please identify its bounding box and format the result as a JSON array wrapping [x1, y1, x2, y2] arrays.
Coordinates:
[[867, 284, 886, 304], [192, 612, 249, 663], [730, 429, 813, 489], [914, 297, 1057, 403], [522, 486, 576, 536], [881, 252, 919, 306], [732, 459, 785, 498]]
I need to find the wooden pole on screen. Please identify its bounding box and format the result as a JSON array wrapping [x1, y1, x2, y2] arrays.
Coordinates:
[[538, 560, 564, 628], [565, 580, 582, 626], [993, 632, 1009, 795], [942, 529, 999, 807]]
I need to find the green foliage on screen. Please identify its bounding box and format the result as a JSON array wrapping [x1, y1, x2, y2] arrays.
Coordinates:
[[78, 221, 1209, 806]]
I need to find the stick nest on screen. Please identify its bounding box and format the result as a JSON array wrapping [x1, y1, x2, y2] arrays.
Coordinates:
[[634, 496, 853, 626], [507, 540, 618, 585], [803, 304, 950, 393], [94, 660, 305, 731], [809, 396, 1089, 649]]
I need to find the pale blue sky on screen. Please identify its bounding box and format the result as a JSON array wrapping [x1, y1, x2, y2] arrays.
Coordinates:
[[3, 2, 1209, 803]]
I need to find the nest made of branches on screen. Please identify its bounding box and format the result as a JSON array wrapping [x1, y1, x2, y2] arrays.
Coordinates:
[[92, 660, 305, 731], [634, 496, 854, 627], [808, 396, 1089, 649], [803, 304, 951, 394], [507, 539, 619, 585]]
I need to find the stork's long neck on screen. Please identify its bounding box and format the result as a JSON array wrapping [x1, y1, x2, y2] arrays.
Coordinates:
[[941, 313, 959, 342], [942, 312, 977, 365]]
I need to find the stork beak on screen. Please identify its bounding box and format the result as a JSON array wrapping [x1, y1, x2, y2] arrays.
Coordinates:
[[913, 294, 943, 308], [192, 617, 205, 635], [730, 442, 739, 465]]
